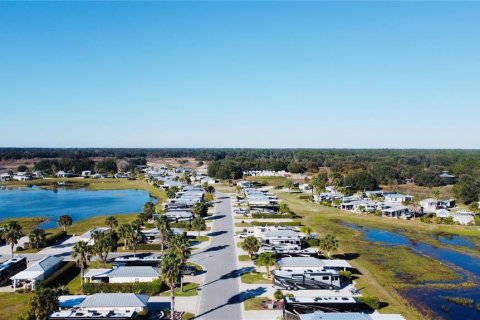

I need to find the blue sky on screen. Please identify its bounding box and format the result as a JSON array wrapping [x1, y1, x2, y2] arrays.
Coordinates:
[[1, 1, 479, 148]]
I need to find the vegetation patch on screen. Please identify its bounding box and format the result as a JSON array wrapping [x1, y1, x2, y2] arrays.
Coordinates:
[[443, 296, 474, 306], [161, 282, 199, 297], [240, 271, 272, 284], [83, 279, 165, 295]]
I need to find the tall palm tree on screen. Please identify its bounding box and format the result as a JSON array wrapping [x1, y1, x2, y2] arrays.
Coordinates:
[[125, 226, 142, 257], [318, 234, 339, 259], [154, 215, 171, 253], [29, 228, 46, 250], [256, 252, 276, 277], [118, 224, 132, 249], [168, 234, 191, 291], [191, 216, 206, 237], [2, 221, 23, 258], [105, 216, 118, 229], [72, 241, 91, 286], [57, 215, 73, 232], [160, 250, 182, 318]]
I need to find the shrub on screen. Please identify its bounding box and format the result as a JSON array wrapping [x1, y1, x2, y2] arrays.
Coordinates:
[[320, 200, 332, 207], [42, 261, 79, 288], [357, 296, 380, 310], [83, 279, 165, 295], [339, 270, 352, 280], [251, 213, 297, 219], [285, 293, 294, 298], [273, 289, 283, 301], [136, 243, 162, 251], [251, 221, 302, 227], [299, 195, 312, 201], [304, 238, 320, 247], [16, 246, 24, 251], [46, 230, 67, 246]]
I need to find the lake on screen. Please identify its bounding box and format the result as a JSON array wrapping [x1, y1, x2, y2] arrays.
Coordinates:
[[0, 186, 154, 229], [343, 223, 480, 320]]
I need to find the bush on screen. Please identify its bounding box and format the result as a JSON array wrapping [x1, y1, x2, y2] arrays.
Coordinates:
[[136, 243, 162, 251], [83, 279, 165, 295], [46, 230, 67, 246], [251, 213, 297, 219], [320, 200, 332, 207], [251, 221, 302, 227], [339, 270, 352, 280], [42, 261, 79, 288], [16, 246, 24, 251], [299, 195, 312, 201], [304, 238, 320, 247], [357, 296, 380, 310], [273, 289, 283, 301]]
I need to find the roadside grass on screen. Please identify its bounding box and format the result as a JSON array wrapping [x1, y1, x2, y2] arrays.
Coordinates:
[[238, 254, 250, 262], [160, 282, 199, 297], [240, 270, 272, 284], [0, 217, 46, 234], [243, 297, 269, 310], [192, 236, 209, 243], [46, 213, 139, 235], [182, 313, 195, 320], [0, 292, 32, 320], [245, 176, 288, 187], [274, 191, 471, 320], [66, 275, 83, 294]]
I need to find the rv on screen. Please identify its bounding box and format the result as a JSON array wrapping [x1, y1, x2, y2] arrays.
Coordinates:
[[0, 256, 27, 286], [273, 269, 341, 290]]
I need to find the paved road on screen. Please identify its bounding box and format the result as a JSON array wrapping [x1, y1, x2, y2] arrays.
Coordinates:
[[195, 193, 243, 320]]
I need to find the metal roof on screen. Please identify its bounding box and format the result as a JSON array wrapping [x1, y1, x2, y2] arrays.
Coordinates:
[[78, 293, 149, 308], [108, 266, 159, 278], [278, 257, 325, 268], [298, 313, 405, 320]]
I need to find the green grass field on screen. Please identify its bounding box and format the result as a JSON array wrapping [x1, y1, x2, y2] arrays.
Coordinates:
[[0, 292, 32, 320], [274, 191, 479, 319], [0, 217, 46, 234], [160, 282, 199, 297], [240, 271, 272, 284]]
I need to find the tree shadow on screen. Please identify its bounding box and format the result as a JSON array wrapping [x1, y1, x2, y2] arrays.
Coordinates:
[[203, 244, 229, 253], [206, 215, 226, 221], [194, 287, 266, 319], [207, 231, 228, 237], [332, 252, 361, 260], [201, 266, 254, 287]]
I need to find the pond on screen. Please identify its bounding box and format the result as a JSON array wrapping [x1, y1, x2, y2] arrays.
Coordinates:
[[0, 186, 155, 229], [343, 223, 480, 320]]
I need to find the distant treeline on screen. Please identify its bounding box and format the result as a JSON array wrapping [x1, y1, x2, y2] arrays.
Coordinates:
[[2, 148, 480, 187]]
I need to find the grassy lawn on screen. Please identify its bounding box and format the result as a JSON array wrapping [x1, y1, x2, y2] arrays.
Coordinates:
[[245, 176, 288, 187], [66, 274, 83, 294], [161, 282, 199, 297], [274, 191, 477, 320], [240, 271, 272, 284], [0, 292, 32, 320], [0, 217, 46, 234], [86, 179, 167, 204], [46, 213, 139, 235], [243, 297, 269, 310], [238, 254, 251, 262], [192, 235, 209, 242]]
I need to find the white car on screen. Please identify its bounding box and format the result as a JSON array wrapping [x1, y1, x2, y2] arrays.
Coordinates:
[[238, 231, 254, 238]]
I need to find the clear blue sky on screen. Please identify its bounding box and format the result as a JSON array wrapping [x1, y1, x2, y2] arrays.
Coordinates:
[[1, 1, 479, 148]]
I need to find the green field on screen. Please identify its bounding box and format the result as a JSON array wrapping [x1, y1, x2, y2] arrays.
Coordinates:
[[274, 191, 479, 319], [160, 282, 199, 297], [245, 176, 288, 187], [240, 271, 272, 284], [0, 217, 46, 234], [0, 292, 32, 320]]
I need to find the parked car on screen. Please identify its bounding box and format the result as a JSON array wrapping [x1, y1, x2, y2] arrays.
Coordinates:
[[182, 266, 197, 276], [238, 231, 254, 238], [234, 208, 248, 214]]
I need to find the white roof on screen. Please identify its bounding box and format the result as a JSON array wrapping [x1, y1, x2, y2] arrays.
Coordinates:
[[78, 293, 149, 308], [83, 268, 111, 278], [321, 259, 352, 269], [108, 266, 160, 278], [11, 256, 63, 281], [277, 257, 325, 268], [58, 295, 87, 308], [298, 313, 405, 320]]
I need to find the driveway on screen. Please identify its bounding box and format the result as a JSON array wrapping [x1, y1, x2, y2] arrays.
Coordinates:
[[194, 193, 244, 320]]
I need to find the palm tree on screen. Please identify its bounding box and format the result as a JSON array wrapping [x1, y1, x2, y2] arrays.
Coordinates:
[[26, 287, 65, 320], [125, 226, 142, 257], [154, 215, 171, 253], [256, 252, 276, 277], [105, 216, 118, 229], [72, 241, 91, 286], [300, 226, 314, 238], [318, 234, 339, 259], [279, 203, 290, 214], [242, 236, 261, 259], [160, 250, 183, 319], [285, 180, 294, 193], [29, 228, 46, 250], [92, 231, 118, 263], [2, 221, 23, 258], [57, 215, 73, 232], [168, 234, 191, 291], [118, 224, 132, 249], [191, 216, 206, 237]]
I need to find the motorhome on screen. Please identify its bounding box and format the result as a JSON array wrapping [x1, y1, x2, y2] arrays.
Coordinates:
[[0, 256, 27, 286], [273, 269, 341, 290]]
